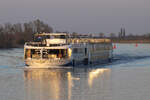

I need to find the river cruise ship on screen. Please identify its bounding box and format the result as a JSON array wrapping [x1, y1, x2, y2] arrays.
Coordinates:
[[24, 33, 113, 68]]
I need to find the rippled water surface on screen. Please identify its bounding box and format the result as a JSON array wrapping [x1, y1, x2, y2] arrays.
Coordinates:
[[0, 44, 150, 100]]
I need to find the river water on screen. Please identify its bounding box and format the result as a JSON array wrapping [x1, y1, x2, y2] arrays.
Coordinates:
[[0, 44, 150, 100]]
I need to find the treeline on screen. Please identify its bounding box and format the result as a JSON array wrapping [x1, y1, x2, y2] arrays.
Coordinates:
[[111, 34, 150, 43], [0, 19, 53, 48], [97, 28, 150, 43], [1, 21, 150, 48], [109, 27, 150, 43]]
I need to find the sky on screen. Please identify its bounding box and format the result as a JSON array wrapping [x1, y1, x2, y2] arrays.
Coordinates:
[[0, 0, 150, 35]]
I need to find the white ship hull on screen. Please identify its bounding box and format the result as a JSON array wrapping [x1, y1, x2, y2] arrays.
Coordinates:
[[25, 58, 72, 68]]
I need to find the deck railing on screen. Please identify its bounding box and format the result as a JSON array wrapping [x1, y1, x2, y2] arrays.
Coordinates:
[[25, 38, 112, 47]]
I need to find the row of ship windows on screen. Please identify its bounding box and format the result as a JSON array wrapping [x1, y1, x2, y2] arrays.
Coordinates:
[[73, 47, 111, 53]]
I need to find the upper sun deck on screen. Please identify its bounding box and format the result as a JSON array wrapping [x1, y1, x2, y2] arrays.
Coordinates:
[[25, 33, 112, 47], [36, 32, 68, 35], [34, 33, 69, 39], [25, 33, 69, 47]]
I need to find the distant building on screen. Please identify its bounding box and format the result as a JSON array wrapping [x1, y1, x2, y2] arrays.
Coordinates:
[[119, 27, 126, 38]]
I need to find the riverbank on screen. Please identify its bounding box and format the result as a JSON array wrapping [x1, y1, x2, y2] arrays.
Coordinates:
[[0, 39, 150, 49], [112, 39, 150, 43]]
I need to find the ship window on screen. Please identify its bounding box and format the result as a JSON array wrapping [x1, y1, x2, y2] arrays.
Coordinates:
[[73, 48, 84, 53], [73, 48, 78, 53], [34, 36, 43, 42], [60, 35, 66, 39], [30, 49, 41, 59], [47, 49, 67, 58], [85, 48, 87, 55], [25, 49, 31, 58], [50, 35, 66, 39], [46, 35, 50, 39]]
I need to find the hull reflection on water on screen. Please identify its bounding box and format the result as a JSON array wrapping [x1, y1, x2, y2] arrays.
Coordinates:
[[24, 68, 111, 100], [24, 69, 71, 100], [88, 68, 111, 87]]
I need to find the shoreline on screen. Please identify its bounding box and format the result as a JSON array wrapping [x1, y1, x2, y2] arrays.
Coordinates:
[[0, 40, 150, 49], [112, 39, 150, 43]]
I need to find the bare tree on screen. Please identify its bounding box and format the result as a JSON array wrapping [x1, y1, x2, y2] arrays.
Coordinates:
[[99, 32, 105, 38], [33, 19, 53, 33], [0, 19, 53, 48]]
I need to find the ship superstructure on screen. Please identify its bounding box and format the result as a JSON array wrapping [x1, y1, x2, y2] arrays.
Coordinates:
[[24, 33, 113, 68]]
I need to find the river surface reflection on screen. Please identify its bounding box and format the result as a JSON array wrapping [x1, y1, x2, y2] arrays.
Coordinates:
[[24, 68, 111, 100], [1, 44, 150, 100]]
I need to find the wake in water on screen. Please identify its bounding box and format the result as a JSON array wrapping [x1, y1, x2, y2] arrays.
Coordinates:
[[1, 45, 150, 69], [110, 54, 150, 67], [0, 54, 23, 59]]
